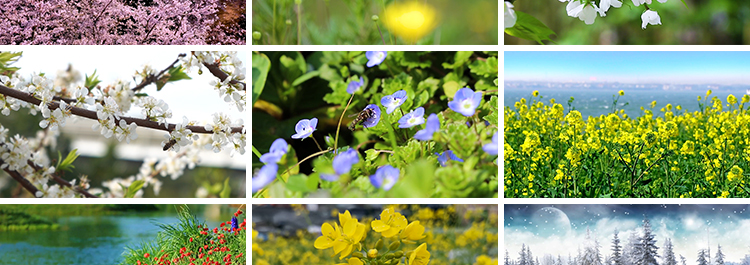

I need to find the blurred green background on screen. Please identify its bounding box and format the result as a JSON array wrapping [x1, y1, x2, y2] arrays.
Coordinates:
[[252, 0, 498, 45], [506, 0, 750, 45]]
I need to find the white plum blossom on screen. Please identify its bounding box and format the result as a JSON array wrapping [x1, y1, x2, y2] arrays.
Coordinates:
[[96, 96, 121, 121], [138, 96, 172, 125], [114, 119, 138, 143], [600, 0, 622, 13], [504, 2, 516, 28], [641, 10, 662, 29], [632, 0, 668, 6], [567, 1, 600, 25]]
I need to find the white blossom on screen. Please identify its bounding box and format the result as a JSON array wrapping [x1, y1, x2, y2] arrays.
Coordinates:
[[505, 2, 517, 29], [641, 10, 662, 29]]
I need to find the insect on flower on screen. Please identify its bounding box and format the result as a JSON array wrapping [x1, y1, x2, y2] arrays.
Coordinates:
[[162, 138, 178, 151], [348, 107, 377, 131]]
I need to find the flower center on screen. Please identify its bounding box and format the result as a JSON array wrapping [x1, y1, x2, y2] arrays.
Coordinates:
[[408, 117, 416, 124], [399, 11, 425, 29], [462, 99, 473, 110]]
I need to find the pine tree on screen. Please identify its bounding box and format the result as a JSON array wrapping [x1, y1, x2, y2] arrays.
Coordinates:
[[715, 244, 725, 265], [680, 255, 687, 265], [557, 255, 563, 265], [520, 244, 528, 265], [506, 250, 512, 265], [611, 229, 623, 265], [623, 231, 641, 265], [639, 216, 660, 265], [662, 238, 677, 265], [528, 246, 535, 265], [697, 249, 708, 265]]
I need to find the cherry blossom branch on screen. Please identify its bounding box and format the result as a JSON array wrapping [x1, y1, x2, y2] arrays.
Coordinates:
[[131, 54, 186, 92], [1, 161, 40, 196], [0, 84, 244, 134], [197, 53, 246, 90]]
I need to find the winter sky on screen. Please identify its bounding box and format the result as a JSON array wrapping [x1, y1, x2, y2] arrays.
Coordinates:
[[505, 51, 750, 85], [505, 205, 750, 265]]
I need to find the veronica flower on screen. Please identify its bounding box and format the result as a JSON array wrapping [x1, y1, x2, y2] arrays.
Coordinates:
[[321, 148, 360, 181], [414, 113, 439, 141], [366, 51, 388, 67], [347, 77, 365, 94], [483, 132, 498, 155], [362, 104, 382, 128], [291, 118, 317, 139], [381, 90, 407, 114], [370, 165, 400, 191], [436, 150, 464, 167], [448, 87, 482, 117], [398, 107, 425, 128], [252, 163, 278, 193], [260, 138, 288, 164]]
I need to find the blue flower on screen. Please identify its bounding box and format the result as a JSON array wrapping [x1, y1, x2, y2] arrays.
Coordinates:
[[436, 150, 464, 167], [381, 90, 407, 114], [259, 138, 289, 164], [370, 165, 400, 191], [398, 107, 425, 128], [366, 51, 387, 67], [321, 148, 360, 181], [231, 216, 239, 230], [414, 113, 439, 141], [291, 118, 318, 139], [483, 132, 498, 156], [347, 77, 365, 94], [252, 163, 278, 193], [362, 104, 381, 128], [448, 87, 482, 117]]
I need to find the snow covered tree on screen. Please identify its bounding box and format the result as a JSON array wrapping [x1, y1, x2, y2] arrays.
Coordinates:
[[582, 228, 603, 265], [741, 254, 750, 265], [639, 216, 659, 265], [662, 238, 677, 265], [679, 255, 687, 265], [622, 231, 641, 265], [506, 250, 512, 265], [611, 229, 623, 265], [697, 249, 708, 265], [715, 244, 725, 265], [520, 244, 529, 265]]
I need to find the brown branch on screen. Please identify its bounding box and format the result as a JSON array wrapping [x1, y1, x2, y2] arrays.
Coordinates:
[[1, 161, 40, 197], [49, 173, 98, 198], [131, 54, 186, 92], [0, 84, 244, 134]]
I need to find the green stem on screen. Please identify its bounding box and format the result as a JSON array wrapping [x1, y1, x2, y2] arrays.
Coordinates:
[[273, 0, 277, 43], [311, 134, 324, 152], [376, 22, 387, 45], [296, 2, 302, 45], [335, 93, 356, 154], [253, 148, 332, 198]]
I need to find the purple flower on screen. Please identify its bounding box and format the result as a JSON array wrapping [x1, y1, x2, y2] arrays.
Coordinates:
[[414, 113, 439, 141], [362, 104, 381, 128], [448, 87, 482, 117], [291, 118, 317, 139], [321, 148, 360, 181], [347, 77, 365, 94], [252, 163, 278, 193], [483, 132, 498, 156], [436, 150, 464, 167], [259, 138, 288, 164], [398, 107, 425, 128], [381, 90, 407, 114], [231, 216, 239, 229], [366, 51, 387, 67], [370, 165, 400, 191]]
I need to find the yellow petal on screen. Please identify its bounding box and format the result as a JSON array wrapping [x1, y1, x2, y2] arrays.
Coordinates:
[[371, 220, 390, 232], [340, 244, 354, 260], [314, 236, 334, 249], [339, 210, 352, 226]]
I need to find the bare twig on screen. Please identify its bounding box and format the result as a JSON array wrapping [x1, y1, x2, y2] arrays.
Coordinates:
[[195, 51, 246, 90]]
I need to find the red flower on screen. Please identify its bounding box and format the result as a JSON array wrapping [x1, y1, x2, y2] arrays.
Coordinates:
[[144, 253, 150, 258], [189, 237, 193, 242]]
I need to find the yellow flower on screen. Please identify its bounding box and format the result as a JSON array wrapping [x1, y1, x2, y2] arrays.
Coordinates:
[[400, 221, 426, 241], [532, 90, 539, 97], [371, 207, 408, 238], [337, 217, 366, 259], [367, 249, 378, 258], [336, 257, 364, 265], [727, 165, 744, 183], [475, 254, 498, 265], [409, 243, 431, 265], [618, 90, 624, 96], [383, 1, 437, 43], [314, 222, 341, 250]]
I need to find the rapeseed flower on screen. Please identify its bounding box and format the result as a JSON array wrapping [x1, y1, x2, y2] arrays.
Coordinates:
[[383, 1, 437, 43]]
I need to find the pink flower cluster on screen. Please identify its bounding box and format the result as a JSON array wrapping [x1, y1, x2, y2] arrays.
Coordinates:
[[0, 0, 245, 45]]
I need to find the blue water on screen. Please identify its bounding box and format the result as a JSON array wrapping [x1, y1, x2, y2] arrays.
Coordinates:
[[504, 89, 744, 118], [0, 214, 223, 265]]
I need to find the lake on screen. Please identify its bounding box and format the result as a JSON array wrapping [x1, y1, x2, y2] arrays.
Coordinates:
[[504, 89, 745, 118], [0, 214, 222, 265]]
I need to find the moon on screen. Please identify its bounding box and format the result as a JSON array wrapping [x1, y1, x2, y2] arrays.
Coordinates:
[[530, 207, 572, 237]]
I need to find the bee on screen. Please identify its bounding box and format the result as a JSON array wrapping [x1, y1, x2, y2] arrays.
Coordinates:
[[348, 107, 376, 130], [162, 139, 178, 151]]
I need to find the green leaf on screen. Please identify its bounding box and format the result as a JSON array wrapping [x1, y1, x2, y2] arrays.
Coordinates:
[[156, 65, 192, 91], [84, 70, 101, 90], [504, 11, 557, 44], [0, 51, 22, 75], [252, 53, 271, 105], [292, 70, 320, 87], [442, 51, 474, 69], [219, 178, 231, 198], [56, 149, 79, 173], [286, 174, 311, 193], [125, 180, 145, 198]]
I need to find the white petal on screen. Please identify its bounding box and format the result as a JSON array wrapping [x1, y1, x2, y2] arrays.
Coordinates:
[[505, 2, 517, 28], [580, 5, 597, 25], [567, 1, 584, 17]]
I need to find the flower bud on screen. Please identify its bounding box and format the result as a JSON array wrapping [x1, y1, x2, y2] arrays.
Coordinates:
[[384, 253, 395, 259], [368, 249, 378, 258], [372, 15, 380, 22], [352, 252, 364, 258], [388, 241, 400, 251], [252, 31, 261, 40], [375, 239, 384, 249], [286, 19, 292, 25], [394, 251, 404, 258], [404, 251, 412, 258]]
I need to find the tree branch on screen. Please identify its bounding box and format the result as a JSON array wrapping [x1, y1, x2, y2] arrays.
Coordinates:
[[197, 52, 246, 91], [131, 53, 186, 92], [1, 161, 40, 197], [0, 84, 244, 134]]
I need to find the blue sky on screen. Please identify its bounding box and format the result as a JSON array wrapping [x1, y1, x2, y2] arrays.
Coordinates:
[[505, 51, 750, 84], [505, 205, 750, 265]]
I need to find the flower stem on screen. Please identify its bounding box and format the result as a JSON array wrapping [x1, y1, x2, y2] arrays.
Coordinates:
[[335, 93, 356, 154], [273, 0, 277, 43], [255, 148, 332, 197], [376, 22, 387, 45], [311, 134, 324, 152], [381, 0, 395, 45], [296, 2, 302, 45]]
